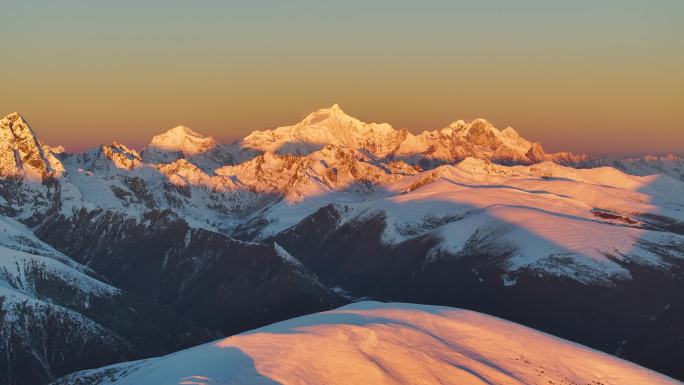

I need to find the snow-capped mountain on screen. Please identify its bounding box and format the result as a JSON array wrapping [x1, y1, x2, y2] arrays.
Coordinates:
[[141, 125, 240, 173], [239, 104, 597, 168], [241, 104, 403, 157], [52, 302, 679, 385], [1, 107, 683, 383]]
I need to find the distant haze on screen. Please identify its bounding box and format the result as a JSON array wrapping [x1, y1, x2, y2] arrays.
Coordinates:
[[1, 0, 682, 156]]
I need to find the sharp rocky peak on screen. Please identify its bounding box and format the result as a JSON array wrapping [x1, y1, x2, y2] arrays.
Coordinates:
[[2, 112, 27, 124], [102, 142, 141, 160], [1, 112, 39, 140], [0, 112, 61, 178]]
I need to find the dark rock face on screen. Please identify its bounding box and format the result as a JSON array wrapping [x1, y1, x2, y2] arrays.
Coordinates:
[[638, 213, 684, 236], [270, 204, 684, 381], [35, 209, 345, 336], [0, 262, 218, 385]]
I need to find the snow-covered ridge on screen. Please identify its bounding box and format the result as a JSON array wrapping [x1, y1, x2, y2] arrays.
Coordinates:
[[240, 104, 557, 167], [53, 301, 680, 385], [237, 104, 610, 169], [255, 157, 684, 284]]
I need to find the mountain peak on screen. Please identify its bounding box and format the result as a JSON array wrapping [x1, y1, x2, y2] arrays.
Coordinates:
[[3, 111, 26, 123], [154, 125, 208, 142], [142, 125, 234, 170], [166, 125, 204, 137], [1, 112, 35, 136], [321, 103, 344, 114], [501, 126, 521, 139], [441, 118, 498, 134], [241, 104, 399, 157], [147, 125, 216, 153], [326, 103, 348, 116], [81, 142, 142, 171], [299, 103, 358, 127], [0, 112, 60, 179]]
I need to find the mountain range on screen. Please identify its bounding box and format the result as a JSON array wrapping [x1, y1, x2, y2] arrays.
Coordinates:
[[1, 106, 683, 384]]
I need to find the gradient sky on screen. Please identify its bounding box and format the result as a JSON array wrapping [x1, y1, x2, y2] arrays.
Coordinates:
[[1, 0, 682, 155]]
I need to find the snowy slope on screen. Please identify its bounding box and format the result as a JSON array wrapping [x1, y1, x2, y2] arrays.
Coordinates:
[[53, 302, 680, 385], [0, 215, 119, 299], [252, 158, 684, 284]]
